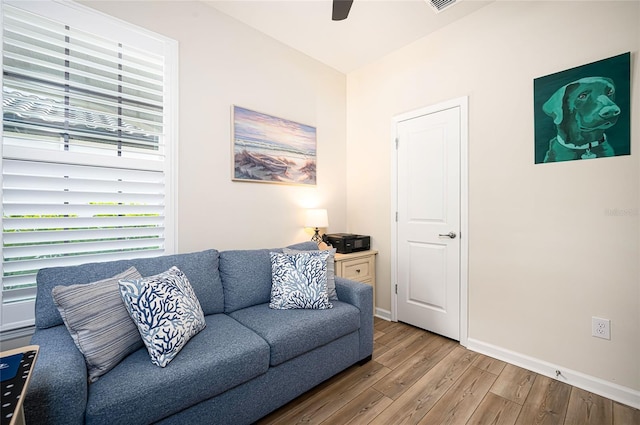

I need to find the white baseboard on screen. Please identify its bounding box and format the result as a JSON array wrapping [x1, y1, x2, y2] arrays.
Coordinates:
[[375, 308, 391, 321], [466, 338, 640, 410]]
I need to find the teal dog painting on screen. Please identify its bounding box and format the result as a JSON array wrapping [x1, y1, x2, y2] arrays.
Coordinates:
[[534, 53, 630, 164]]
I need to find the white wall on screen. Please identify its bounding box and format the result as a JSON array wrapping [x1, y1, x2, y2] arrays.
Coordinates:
[[82, 0, 348, 252], [347, 0, 639, 397]]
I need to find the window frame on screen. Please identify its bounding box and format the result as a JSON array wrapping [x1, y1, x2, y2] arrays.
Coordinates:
[[0, 0, 179, 333]]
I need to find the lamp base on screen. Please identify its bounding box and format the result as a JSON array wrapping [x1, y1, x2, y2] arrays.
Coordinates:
[[311, 228, 322, 244]]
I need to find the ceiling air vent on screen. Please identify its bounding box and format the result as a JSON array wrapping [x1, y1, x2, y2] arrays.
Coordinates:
[[427, 0, 457, 13]]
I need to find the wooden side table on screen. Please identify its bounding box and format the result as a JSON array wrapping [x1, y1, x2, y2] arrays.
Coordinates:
[[1, 345, 39, 425], [334, 250, 378, 312]]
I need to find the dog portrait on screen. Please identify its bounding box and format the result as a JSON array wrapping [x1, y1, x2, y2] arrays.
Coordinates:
[[534, 53, 630, 164]]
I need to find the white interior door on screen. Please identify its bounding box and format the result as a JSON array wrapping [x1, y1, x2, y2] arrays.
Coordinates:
[[395, 102, 462, 341]]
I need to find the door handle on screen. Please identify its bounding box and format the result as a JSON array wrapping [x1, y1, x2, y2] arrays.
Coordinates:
[[438, 231, 457, 239]]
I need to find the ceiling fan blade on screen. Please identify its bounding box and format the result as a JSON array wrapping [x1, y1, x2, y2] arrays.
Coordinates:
[[332, 0, 354, 21]]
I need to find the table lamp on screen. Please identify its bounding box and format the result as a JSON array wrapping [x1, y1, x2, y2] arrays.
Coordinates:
[[305, 208, 328, 244]]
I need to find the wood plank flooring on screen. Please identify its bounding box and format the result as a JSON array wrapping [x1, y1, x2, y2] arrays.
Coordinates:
[[257, 318, 639, 425]]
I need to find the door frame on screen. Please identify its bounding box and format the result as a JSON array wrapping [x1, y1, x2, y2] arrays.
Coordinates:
[[390, 96, 469, 347]]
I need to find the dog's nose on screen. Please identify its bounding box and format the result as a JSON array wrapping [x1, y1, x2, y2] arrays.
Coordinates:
[[598, 95, 621, 118], [599, 105, 621, 118]]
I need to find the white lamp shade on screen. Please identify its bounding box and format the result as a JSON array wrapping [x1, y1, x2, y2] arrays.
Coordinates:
[[305, 208, 329, 228]]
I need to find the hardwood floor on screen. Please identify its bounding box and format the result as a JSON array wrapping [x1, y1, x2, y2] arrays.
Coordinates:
[[257, 318, 640, 425]]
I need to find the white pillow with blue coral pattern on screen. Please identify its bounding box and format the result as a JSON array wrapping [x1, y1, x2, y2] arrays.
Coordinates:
[[269, 251, 333, 310], [118, 266, 206, 367]]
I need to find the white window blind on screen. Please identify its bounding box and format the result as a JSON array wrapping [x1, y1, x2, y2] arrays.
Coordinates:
[[1, 1, 178, 331]]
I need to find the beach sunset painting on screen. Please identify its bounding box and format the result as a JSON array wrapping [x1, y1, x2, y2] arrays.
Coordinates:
[[232, 106, 317, 185]]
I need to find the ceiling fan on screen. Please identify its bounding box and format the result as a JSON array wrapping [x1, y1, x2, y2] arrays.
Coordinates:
[[332, 0, 458, 21], [332, 0, 353, 21]]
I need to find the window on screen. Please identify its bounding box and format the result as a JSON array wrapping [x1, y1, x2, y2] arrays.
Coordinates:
[[1, 1, 178, 331]]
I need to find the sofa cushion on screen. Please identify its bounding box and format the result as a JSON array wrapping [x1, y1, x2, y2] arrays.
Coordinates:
[[283, 247, 338, 300], [119, 267, 206, 367], [85, 314, 270, 425], [229, 301, 360, 366], [52, 266, 143, 382], [219, 248, 274, 313], [36, 249, 224, 329], [269, 251, 332, 310]]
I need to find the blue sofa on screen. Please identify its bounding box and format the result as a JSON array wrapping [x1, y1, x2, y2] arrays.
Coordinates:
[[25, 242, 373, 424]]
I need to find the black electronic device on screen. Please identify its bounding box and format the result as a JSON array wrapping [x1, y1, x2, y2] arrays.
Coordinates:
[[324, 233, 370, 254]]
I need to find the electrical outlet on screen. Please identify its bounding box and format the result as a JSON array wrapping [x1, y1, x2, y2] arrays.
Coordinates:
[[592, 317, 611, 340]]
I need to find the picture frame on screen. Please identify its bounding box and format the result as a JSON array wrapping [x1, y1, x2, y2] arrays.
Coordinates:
[[533, 52, 630, 164], [232, 105, 317, 185]]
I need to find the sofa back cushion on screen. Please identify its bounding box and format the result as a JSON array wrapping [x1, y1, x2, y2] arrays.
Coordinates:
[[219, 249, 273, 313], [36, 250, 224, 329], [219, 242, 318, 313]]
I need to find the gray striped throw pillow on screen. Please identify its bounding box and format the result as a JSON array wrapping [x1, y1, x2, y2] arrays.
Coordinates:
[[52, 266, 144, 382]]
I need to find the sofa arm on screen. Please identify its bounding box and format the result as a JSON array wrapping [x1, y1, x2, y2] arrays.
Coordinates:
[[25, 325, 88, 425], [335, 277, 373, 361]]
